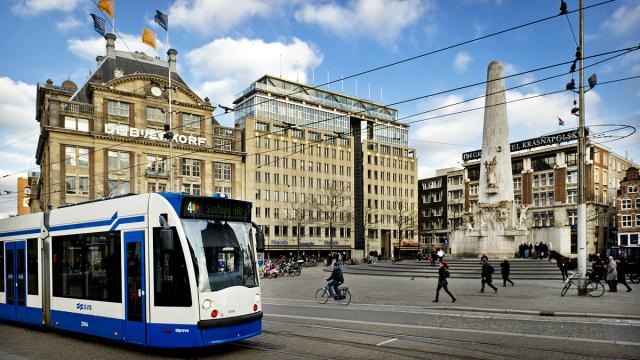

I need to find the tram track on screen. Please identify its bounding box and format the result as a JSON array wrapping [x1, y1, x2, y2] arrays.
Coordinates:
[[263, 318, 636, 360]]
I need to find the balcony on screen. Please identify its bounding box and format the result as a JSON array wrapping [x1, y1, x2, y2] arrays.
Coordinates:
[[145, 169, 169, 178], [59, 101, 94, 117]]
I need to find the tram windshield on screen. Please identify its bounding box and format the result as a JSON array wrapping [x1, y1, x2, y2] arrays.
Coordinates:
[[182, 219, 258, 292]]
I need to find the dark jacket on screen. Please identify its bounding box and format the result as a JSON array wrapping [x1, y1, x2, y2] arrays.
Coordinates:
[[500, 260, 510, 276], [438, 266, 449, 286], [327, 268, 344, 283], [617, 260, 626, 282], [481, 262, 493, 280]]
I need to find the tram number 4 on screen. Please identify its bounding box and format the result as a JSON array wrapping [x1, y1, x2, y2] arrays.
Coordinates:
[[80, 321, 89, 328]]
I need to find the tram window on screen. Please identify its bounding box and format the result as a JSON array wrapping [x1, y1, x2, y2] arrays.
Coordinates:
[[153, 227, 191, 307], [52, 231, 121, 302], [0, 241, 4, 292], [27, 238, 38, 295]]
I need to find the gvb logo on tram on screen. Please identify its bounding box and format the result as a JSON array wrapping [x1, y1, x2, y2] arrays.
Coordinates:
[[0, 193, 266, 348]]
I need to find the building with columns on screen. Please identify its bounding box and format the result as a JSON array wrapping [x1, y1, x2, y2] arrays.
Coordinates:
[[461, 140, 637, 255], [32, 34, 243, 211]]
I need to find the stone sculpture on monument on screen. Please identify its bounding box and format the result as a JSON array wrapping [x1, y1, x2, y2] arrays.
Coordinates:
[[449, 60, 528, 258]]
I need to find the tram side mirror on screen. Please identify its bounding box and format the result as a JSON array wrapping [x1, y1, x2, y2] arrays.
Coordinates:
[[252, 222, 265, 252], [159, 213, 174, 251]]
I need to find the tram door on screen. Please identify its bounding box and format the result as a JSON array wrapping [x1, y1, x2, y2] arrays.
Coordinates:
[[4, 241, 26, 321], [124, 231, 146, 344]]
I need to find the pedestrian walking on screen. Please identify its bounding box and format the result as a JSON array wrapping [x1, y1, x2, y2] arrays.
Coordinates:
[[433, 261, 456, 303], [480, 259, 498, 293], [500, 257, 515, 287], [606, 256, 617, 292], [616, 258, 632, 292]]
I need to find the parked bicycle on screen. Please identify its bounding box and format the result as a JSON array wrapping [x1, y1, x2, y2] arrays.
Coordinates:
[[315, 285, 351, 305], [560, 271, 605, 297]]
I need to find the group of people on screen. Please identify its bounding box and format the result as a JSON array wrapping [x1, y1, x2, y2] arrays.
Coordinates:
[[429, 248, 446, 266], [518, 242, 551, 259], [431, 255, 515, 302]]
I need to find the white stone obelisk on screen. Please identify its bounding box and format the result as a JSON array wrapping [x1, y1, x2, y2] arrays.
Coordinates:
[[479, 60, 514, 204]]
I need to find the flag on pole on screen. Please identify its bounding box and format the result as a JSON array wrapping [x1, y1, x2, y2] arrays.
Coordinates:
[[97, 0, 114, 18], [154, 10, 168, 31], [558, 117, 565, 126], [142, 28, 157, 49], [90, 14, 106, 36]]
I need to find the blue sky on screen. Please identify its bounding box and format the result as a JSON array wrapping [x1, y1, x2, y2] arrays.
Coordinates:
[[0, 0, 639, 216]]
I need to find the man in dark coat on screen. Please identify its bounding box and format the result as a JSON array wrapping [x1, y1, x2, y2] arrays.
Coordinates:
[[617, 258, 632, 292], [480, 259, 498, 293], [500, 257, 514, 287]]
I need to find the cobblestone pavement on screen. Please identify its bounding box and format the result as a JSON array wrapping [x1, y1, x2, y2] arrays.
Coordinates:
[[0, 267, 638, 359]]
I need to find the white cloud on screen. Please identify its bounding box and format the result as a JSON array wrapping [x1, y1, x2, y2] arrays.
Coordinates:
[[56, 16, 82, 33], [67, 33, 168, 60], [453, 51, 472, 73], [11, 0, 84, 15], [294, 0, 433, 45], [186, 37, 323, 112], [603, 2, 640, 35], [0, 77, 37, 133], [168, 0, 271, 36]]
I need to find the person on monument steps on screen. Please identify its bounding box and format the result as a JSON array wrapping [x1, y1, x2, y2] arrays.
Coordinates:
[[480, 259, 498, 293]]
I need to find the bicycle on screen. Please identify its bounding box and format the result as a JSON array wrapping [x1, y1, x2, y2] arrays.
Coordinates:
[[315, 285, 351, 305], [560, 271, 605, 297]]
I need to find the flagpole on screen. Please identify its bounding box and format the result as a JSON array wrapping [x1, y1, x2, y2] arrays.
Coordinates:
[[167, 25, 174, 193]]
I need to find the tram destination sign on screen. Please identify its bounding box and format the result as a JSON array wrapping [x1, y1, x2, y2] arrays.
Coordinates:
[[181, 196, 251, 222], [462, 129, 584, 161]]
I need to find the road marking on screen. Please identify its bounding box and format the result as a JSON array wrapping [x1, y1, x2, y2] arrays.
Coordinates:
[[376, 338, 397, 346], [266, 313, 640, 347]]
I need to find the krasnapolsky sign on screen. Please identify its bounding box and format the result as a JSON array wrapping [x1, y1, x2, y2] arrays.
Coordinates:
[[462, 129, 586, 161]]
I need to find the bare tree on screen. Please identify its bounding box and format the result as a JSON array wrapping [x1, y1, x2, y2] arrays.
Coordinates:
[[311, 183, 352, 259], [392, 201, 419, 260], [288, 196, 316, 260]]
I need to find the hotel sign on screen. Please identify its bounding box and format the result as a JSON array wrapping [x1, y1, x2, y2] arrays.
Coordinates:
[[462, 129, 584, 161], [104, 123, 206, 146]]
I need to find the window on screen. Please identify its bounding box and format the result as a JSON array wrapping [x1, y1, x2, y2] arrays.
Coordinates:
[[52, 231, 121, 302], [146, 107, 166, 123], [65, 176, 76, 195], [532, 155, 555, 171], [27, 238, 38, 295], [567, 189, 577, 204], [182, 113, 201, 129], [513, 177, 522, 190], [152, 227, 191, 306], [215, 163, 232, 181], [636, 214, 640, 227], [622, 198, 632, 210], [622, 215, 632, 227], [182, 183, 201, 195], [182, 158, 201, 177], [146, 155, 166, 175], [107, 180, 130, 196], [214, 186, 232, 197], [79, 176, 89, 195], [107, 100, 129, 117], [628, 185, 638, 193], [566, 152, 577, 166], [65, 146, 89, 167], [567, 171, 577, 184], [469, 184, 478, 196], [256, 122, 269, 132], [512, 160, 523, 175], [568, 210, 577, 226], [214, 138, 233, 151], [64, 116, 89, 132], [108, 151, 129, 171]]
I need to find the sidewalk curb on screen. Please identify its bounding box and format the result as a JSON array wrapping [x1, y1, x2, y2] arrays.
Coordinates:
[[428, 306, 640, 320]]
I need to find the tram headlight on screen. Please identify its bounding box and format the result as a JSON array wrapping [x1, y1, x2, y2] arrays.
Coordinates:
[[255, 294, 261, 302], [202, 299, 212, 310]]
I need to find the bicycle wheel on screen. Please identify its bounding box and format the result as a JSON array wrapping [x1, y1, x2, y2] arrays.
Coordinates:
[[630, 274, 640, 284], [561, 281, 572, 297], [338, 289, 351, 306], [315, 288, 329, 304], [586, 281, 605, 298]]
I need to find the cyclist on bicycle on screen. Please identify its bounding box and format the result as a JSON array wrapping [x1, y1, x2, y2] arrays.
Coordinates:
[[326, 262, 345, 300]]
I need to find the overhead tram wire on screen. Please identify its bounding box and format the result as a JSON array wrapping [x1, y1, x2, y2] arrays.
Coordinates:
[[0, 132, 39, 152], [14, 49, 639, 201], [214, 0, 616, 137], [0, 0, 621, 180]]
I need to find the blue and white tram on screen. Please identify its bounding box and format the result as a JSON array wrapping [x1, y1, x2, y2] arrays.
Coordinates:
[[0, 192, 265, 347]]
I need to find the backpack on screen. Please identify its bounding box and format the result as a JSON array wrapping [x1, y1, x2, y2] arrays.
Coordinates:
[[488, 264, 495, 274]]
